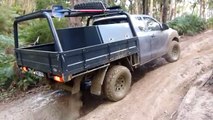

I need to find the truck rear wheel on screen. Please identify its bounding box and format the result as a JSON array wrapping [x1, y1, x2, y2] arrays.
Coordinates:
[[164, 41, 180, 62], [103, 65, 131, 101]]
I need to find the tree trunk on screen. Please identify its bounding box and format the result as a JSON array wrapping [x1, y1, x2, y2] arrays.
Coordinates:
[[202, 0, 206, 19], [174, 0, 177, 18], [69, 0, 83, 27], [169, 0, 175, 20], [142, 0, 146, 14], [192, 2, 197, 15], [134, 0, 139, 14], [149, 0, 153, 16], [200, 0, 203, 17], [142, 0, 148, 14], [146, 0, 149, 14], [160, 2, 163, 22], [138, 0, 143, 14], [162, 0, 168, 23]]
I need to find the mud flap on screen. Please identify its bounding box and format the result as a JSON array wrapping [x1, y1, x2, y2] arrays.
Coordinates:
[[54, 76, 83, 94], [72, 76, 83, 94], [90, 67, 108, 95]]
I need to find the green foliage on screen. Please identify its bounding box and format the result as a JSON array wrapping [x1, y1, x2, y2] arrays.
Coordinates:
[[0, 35, 41, 92], [36, 0, 69, 10], [168, 15, 207, 36], [0, 35, 15, 90], [207, 17, 213, 29], [17, 72, 41, 91], [36, 0, 52, 10], [0, 88, 16, 101], [0, 54, 15, 90], [0, 35, 13, 52], [0, 6, 18, 34], [207, 0, 213, 9], [20, 19, 68, 44]]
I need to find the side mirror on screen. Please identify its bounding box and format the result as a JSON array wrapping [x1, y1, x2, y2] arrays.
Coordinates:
[[162, 23, 169, 30]]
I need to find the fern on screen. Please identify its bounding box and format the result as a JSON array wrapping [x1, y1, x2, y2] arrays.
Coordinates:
[[168, 14, 207, 36]]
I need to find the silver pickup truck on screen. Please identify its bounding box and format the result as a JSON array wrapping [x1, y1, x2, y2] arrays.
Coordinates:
[[14, 2, 180, 101]]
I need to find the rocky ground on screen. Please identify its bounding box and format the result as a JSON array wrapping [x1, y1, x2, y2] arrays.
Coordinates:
[[0, 30, 212, 120]]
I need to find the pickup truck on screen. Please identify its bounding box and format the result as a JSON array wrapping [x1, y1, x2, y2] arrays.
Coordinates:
[[14, 2, 180, 101]]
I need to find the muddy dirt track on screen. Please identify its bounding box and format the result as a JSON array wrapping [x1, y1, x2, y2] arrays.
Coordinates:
[[0, 30, 213, 120]]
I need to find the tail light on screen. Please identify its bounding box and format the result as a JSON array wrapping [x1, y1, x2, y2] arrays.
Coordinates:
[[21, 67, 28, 72], [53, 75, 64, 82]]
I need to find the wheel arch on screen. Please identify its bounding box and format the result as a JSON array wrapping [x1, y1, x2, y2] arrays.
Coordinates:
[[172, 37, 180, 42]]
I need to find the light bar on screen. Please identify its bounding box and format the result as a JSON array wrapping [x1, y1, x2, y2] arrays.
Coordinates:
[[73, 9, 105, 12]]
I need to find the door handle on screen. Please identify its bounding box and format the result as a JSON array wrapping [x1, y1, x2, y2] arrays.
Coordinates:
[[151, 34, 155, 38]]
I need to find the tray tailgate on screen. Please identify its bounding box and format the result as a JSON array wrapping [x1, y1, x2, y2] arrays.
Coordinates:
[[15, 49, 60, 74]]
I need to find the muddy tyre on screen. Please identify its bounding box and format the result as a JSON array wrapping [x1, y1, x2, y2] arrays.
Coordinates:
[[103, 65, 131, 102], [164, 41, 180, 62]]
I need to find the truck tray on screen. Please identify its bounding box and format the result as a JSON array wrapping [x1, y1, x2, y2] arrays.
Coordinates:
[[16, 37, 138, 82]]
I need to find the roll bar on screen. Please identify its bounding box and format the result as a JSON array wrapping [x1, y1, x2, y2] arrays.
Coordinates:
[[14, 7, 137, 52], [14, 11, 63, 52]]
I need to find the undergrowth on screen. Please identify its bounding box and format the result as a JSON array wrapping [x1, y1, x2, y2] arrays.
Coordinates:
[[20, 19, 68, 44], [168, 14, 207, 36], [207, 17, 213, 29]]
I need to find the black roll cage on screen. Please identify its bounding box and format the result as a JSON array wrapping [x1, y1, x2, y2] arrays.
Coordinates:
[[14, 8, 137, 52]]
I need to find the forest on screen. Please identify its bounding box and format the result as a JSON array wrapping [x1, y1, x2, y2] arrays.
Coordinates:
[[0, 0, 213, 100]]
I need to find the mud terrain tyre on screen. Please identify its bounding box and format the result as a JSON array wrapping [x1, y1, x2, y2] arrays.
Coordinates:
[[165, 41, 180, 62], [103, 65, 131, 102]]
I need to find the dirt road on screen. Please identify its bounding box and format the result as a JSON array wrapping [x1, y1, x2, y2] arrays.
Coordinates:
[[0, 30, 213, 120]]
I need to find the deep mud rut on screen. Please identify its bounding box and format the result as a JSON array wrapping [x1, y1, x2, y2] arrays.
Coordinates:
[[0, 30, 213, 120]]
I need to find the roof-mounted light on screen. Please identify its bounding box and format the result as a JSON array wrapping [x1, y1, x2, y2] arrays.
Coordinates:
[[52, 5, 65, 18]]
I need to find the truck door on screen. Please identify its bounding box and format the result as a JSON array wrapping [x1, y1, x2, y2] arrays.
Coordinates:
[[132, 16, 152, 64], [143, 17, 168, 59]]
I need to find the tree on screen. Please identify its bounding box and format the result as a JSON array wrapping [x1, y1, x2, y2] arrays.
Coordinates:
[[162, 0, 168, 23], [142, 0, 148, 14], [169, 0, 176, 20], [191, 2, 197, 15], [202, 0, 206, 19], [149, 0, 153, 16], [69, 0, 84, 27], [200, 0, 203, 17]]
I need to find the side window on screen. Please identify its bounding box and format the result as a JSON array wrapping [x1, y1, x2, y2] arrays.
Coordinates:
[[134, 16, 146, 32], [143, 17, 161, 31]]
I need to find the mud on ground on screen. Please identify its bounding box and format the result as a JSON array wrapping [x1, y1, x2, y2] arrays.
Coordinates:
[[0, 30, 213, 120]]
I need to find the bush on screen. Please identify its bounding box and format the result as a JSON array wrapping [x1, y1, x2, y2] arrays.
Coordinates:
[[168, 15, 207, 36], [36, 0, 69, 10], [17, 72, 41, 91], [0, 35, 41, 91], [20, 19, 68, 44], [0, 5, 18, 35], [207, 17, 213, 29], [0, 35, 15, 90], [0, 54, 15, 90]]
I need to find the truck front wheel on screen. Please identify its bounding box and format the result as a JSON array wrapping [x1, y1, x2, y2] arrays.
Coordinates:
[[164, 41, 180, 62], [103, 65, 131, 101]]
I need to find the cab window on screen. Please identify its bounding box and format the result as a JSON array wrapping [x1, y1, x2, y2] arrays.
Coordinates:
[[143, 17, 161, 31], [133, 16, 146, 32]]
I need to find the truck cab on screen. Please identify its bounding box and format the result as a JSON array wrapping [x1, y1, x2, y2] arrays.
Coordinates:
[[92, 14, 179, 65]]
